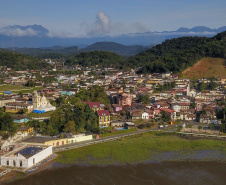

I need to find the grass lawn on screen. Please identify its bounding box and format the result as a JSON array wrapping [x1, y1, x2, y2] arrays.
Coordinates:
[[0, 84, 43, 93], [55, 132, 226, 165], [27, 111, 54, 118]]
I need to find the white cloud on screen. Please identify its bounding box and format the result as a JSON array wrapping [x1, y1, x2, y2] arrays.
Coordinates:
[[0, 27, 38, 37], [88, 11, 111, 36]]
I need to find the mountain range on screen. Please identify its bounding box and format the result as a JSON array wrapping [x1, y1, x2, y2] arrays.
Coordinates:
[[0, 25, 226, 48], [11, 42, 150, 57]]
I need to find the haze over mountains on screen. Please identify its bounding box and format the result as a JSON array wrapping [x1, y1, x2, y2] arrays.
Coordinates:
[[1, 24, 226, 48]]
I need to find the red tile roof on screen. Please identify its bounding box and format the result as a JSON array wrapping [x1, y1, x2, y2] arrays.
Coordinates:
[[161, 108, 175, 113], [97, 110, 110, 116], [86, 101, 101, 109]]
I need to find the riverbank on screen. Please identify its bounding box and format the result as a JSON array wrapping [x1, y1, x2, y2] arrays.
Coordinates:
[[0, 155, 57, 184], [1, 132, 226, 184], [56, 132, 226, 165]]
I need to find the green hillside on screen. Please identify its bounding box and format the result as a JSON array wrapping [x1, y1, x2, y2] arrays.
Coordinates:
[[127, 31, 226, 73], [0, 51, 50, 70], [65, 51, 124, 68]]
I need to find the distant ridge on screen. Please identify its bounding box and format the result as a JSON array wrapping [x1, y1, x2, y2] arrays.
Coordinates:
[[0, 25, 226, 47], [12, 42, 150, 57]]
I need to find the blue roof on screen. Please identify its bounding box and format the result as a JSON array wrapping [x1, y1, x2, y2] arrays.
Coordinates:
[[33, 110, 45, 114]]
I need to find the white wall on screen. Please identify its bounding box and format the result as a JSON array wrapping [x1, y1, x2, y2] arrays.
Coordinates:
[[0, 145, 52, 169]]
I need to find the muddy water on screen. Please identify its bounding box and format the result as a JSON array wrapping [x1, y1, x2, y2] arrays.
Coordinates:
[[4, 161, 226, 185]]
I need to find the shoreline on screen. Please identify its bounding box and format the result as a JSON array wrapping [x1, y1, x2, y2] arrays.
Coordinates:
[[1, 150, 226, 184], [1, 132, 226, 184]]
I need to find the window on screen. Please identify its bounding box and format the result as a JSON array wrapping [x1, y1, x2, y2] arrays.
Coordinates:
[[20, 161, 22, 167], [7, 160, 9, 166]]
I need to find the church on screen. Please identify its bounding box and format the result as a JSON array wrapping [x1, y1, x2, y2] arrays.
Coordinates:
[[32, 91, 56, 113]]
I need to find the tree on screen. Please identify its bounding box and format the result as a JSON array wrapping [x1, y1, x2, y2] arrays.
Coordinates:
[[208, 81, 218, 90], [17, 108, 27, 115], [18, 91, 23, 98], [0, 113, 17, 136], [137, 94, 150, 104], [63, 121, 76, 134], [26, 79, 35, 87], [160, 111, 171, 122], [198, 82, 207, 92], [198, 125, 202, 132]]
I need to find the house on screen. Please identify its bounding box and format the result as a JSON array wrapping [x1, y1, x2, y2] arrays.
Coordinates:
[[97, 110, 110, 127], [118, 93, 132, 106], [0, 141, 12, 152], [0, 145, 52, 169], [180, 103, 190, 110], [86, 101, 102, 111], [170, 103, 181, 112], [0, 98, 15, 107], [112, 104, 122, 113], [131, 110, 149, 120], [5, 102, 33, 113], [13, 116, 29, 123], [18, 127, 34, 136], [67, 134, 93, 144]]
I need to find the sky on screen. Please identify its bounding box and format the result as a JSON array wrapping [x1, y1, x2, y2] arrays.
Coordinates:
[[0, 0, 226, 37]]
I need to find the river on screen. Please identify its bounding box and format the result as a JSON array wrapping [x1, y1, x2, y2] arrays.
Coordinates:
[[4, 161, 226, 185]]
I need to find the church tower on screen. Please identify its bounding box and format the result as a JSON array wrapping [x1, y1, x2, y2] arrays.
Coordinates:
[[32, 91, 41, 109]]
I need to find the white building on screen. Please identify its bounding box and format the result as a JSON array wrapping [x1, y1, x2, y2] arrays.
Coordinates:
[[142, 112, 149, 119], [32, 91, 56, 113], [0, 145, 52, 169]]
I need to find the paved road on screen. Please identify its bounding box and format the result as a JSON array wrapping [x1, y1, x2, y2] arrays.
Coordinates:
[[53, 129, 155, 152]]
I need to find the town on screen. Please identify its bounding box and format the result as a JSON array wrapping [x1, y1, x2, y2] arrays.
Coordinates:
[[0, 60, 225, 173]]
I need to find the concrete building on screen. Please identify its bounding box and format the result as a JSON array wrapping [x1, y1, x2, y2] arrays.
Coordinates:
[[0, 145, 52, 169]]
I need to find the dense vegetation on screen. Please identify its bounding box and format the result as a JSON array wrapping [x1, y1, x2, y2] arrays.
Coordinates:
[[129, 31, 226, 73], [0, 109, 17, 139], [65, 51, 125, 68], [0, 51, 50, 70], [63, 31, 226, 73]]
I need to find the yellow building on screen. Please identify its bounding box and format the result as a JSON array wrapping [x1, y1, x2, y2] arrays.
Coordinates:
[[22, 134, 93, 147], [18, 127, 34, 134]]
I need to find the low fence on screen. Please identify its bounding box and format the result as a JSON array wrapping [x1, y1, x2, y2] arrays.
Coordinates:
[[0, 169, 11, 177]]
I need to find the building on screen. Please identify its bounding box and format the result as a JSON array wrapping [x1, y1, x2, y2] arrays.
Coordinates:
[[13, 116, 29, 123], [5, 102, 33, 113], [0, 145, 52, 169], [86, 101, 102, 112], [32, 91, 56, 113], [97, 110, 110, 127], [0, 98, 15, 107], [18, 127, 34, 136], [22, 134, 93, 147], [118, 93, 132, 106]]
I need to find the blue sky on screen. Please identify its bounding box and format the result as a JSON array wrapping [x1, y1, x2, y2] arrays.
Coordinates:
[[0, 0, 225, 37]]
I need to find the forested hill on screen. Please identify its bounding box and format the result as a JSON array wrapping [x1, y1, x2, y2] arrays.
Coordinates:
[[65, 51, 124, 68], [81, 42, 149, 56], [0, 51, 50, 70], [127, 31, 226, 74]]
